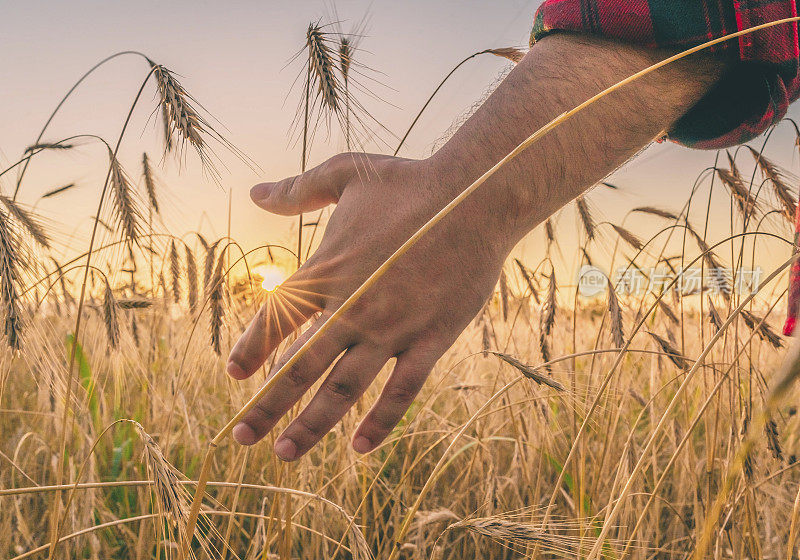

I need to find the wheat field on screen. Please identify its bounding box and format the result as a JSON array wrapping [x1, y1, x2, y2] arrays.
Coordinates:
[[4, 16, 800, 560]]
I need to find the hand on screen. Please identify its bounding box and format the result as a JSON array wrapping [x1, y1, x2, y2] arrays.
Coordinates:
[[226, 33, 723, 461], [227, 153, 515, 460]]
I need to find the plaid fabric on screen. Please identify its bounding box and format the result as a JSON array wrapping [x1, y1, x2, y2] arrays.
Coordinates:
[[531, 0, 800, 149]]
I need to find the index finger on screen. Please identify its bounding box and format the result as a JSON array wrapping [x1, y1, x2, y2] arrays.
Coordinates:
[[227, 271, 326, 380]]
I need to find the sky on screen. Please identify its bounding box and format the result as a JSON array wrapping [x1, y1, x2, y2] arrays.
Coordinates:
[[3, 0, 800, 294]]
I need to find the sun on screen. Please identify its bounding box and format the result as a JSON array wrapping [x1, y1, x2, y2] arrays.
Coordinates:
[[255, 265, 287, 292]]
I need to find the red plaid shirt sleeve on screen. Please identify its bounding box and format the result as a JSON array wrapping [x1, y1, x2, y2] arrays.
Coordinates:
[[531, 0, 800, 149]]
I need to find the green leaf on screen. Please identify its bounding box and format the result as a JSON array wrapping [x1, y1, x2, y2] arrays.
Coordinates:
[[66, 334, 100, 429]]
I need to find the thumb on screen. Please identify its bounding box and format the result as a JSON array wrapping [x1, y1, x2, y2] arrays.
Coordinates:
[[251, 153, 357, 216]]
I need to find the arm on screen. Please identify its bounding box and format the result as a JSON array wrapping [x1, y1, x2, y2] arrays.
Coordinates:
[[227, 34, 725, 460]]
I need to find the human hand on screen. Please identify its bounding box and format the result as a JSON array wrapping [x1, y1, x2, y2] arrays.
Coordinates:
[[227, 153, 516, 460]]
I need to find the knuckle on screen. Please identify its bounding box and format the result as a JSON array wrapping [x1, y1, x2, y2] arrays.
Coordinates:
[[296, 414, 326, 439], [384, 380, 419, 405], [253, 401, 277, 425], [373, 409, 400, 432], [327, 152, 352, 173], [324, 378, 359, 402], [285, 362, 311, 388]]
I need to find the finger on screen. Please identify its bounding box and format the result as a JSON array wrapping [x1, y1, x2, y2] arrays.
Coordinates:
[[227, 269, 326, 380], [352, 347, 438, 454], [275, 345, 388, 461], [250, 153, 358, 216], [232, 318, 348, 446]]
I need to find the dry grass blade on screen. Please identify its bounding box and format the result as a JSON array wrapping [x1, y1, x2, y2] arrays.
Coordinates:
[[0, 195, 50, 248], [141, 152, 159, 214], [186, 244, 198, 312], [607, 282, 625, 348], [102, 279, 120, 349], [611, 223, 643, 251], [575, 195, 595, 241], [631, 206, 680, 221], [107, 149, 142, 249], [40, 183, 76, 200], [487, 47, 526, 63], [740, 310, 783, 348], [716, 167, 758, 216], [491, 352, 565, 391], [647, 331, 689, 370], [169, 240, 181, 304], [746, 145, 796, 222]]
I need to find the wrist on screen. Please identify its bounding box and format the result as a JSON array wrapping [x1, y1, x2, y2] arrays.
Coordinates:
[[423, 149, 539, 250]]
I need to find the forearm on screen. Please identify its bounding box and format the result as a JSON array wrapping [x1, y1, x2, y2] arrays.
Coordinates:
[[428, 33, 726, 249]]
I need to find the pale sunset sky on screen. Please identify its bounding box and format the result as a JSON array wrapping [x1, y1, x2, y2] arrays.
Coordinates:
[[4, 0, 800, 294]]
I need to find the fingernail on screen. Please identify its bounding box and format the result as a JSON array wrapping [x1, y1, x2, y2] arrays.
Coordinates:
[[227, 360, 246, 379], [250, 182, 272, 201], [233, 423, 256, 445], [274, 438, 297, 461], [353, 436, 372, 454]]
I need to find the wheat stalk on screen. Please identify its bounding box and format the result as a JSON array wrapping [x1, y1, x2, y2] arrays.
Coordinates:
[[141, 152, 160, 214], [611, 223, 643, 251], [716, 167, 758, 216], [209, 252, 225, 356], [741, 309, 783, 348], [40, 183, 76, 199], [646, 330, 689, 370], [102, 278, 120, 349], [186, 244, 198, 313], [203, 240, 219, 295], [0, 196, 50, 248], [0, 209, 23, 350], [607, 282, 625, 348], [695, 333, 800, 559], [514, 258, 540, 303], [499, 268, 509, 321], [107, 148, 142, 249], [170, 240, 181, 304], [490, 352, 565, 391], [747, 145, 796, 222], [631, 205, 680, 221], [394, 46, 524, 156], [575, 195, 595, 241]]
